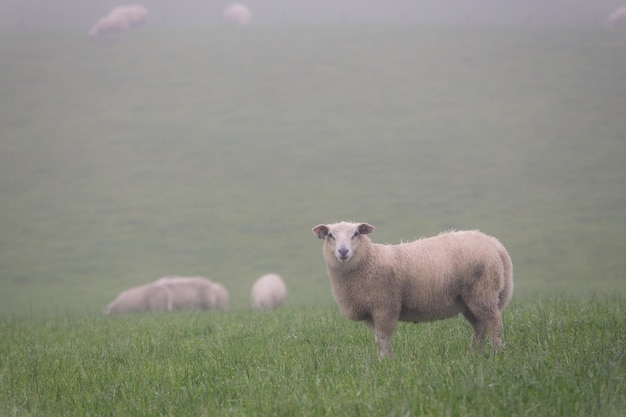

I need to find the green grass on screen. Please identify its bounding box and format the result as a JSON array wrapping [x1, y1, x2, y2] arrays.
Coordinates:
[[1, 297, 625, 416]]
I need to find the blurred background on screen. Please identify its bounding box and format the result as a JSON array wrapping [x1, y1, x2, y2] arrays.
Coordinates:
[[0, 0, 625, 32], [1, 0, 625, 315]]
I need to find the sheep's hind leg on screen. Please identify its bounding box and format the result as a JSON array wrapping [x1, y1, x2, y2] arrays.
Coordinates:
[[463, 306, 504, 351], [462, 308, 487, 350]]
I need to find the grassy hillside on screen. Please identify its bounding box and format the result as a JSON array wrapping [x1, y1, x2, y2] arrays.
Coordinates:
[[1, 27, 626, 315]]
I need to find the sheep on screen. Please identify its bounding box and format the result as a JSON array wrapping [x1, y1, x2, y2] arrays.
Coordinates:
[[608, 7, 626, 27], [156, 276, 229, 311], [311, 221, 513, 358], [251, 273, 287, 309], [222, 3, 252, 26], [109, 4, 149, 28], [89, 4, 148, 38], [103, 276, 228, 315], [103, 282, 171, 314], [89, 14, 129, 37]]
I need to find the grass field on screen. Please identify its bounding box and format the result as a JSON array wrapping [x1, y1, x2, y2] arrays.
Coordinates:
[[2, 297, 625, 416], [1, 25, 625, 416]]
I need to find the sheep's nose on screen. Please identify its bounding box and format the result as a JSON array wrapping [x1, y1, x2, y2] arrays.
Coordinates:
[[338, 247, 349, 259]]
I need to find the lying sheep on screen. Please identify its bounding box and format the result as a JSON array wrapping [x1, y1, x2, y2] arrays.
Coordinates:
[[312, 222, 513, 358], [251, 273, 287, 309], [103, 276, 228, 314], [156, 276, 229, 311], [103, 282, 171, 314]]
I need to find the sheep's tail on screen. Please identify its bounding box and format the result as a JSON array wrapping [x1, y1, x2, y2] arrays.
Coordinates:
[[498, 245, 514, 311]]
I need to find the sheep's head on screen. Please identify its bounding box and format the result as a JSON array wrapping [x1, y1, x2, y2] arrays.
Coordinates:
[[312, 222, 374, 262]]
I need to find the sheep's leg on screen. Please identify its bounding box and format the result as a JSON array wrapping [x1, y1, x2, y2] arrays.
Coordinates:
[[463, 306, 504, 351], [366, 314, 397, 358], [462, 308, 486, 349], [486, 313, 504, 350]]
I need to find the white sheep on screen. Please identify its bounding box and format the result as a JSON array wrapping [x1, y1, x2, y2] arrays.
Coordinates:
[[250, 273, 287, 309], [156, 276, 229, 311], [222, 3, 252, 26], [109, 4, 149, 28], [103, 282, 171, 314], [312, 221, 513, 358], [89, 14, 129, 37]]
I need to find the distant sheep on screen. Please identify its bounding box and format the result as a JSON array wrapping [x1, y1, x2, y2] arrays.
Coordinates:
[[103, 282, 171, 314], [89, 14, 129, 37], [312, 222, 513, 358], [608, 7, 626, 27], [251, 273, 287, 309], [109, 4, 149, 28], [222, 3, 252, 26], [156, 276, 229, 311], [89, 4, 148, 38], [103, 276, 228, 314]]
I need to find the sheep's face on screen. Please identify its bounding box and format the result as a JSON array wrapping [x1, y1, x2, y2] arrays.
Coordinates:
[[312, 222, 374, 262]]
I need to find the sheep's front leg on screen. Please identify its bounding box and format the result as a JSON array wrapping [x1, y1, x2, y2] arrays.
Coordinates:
[[365, 315, 397, 358]]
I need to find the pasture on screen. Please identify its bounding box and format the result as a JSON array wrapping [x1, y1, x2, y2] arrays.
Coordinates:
[[0, 25, 625, 416]]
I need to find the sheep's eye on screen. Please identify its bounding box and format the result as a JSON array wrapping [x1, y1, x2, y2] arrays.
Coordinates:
[[351, 232, 359, 240], [327, 233, 335, 240]]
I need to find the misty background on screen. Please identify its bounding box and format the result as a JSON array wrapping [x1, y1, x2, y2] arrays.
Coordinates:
[[1, 0, 626, 314], [0, 0, 624, 33]]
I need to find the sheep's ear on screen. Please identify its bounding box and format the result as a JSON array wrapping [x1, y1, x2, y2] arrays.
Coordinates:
[[358, 223, 375, 235], [312, 225, 329, 239]]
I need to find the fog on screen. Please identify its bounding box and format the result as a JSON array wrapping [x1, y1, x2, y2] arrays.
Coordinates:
[[0, 0, 623, 33]]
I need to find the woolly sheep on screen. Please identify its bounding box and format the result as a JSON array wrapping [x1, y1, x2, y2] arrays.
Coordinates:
[[89, 14, 129, 37], [251, 273, 287, 309], [312, 221, 513, 358], [222, 3, 252, 26], [103, 282, 171, 314], [109, 4, 149, 28], [156, 276, 229, 311]]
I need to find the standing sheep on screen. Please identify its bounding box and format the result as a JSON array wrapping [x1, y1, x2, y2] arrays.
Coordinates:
[[156, 276, 229, 311], [312, 222, 513, 358], [103, 282, 171, 314], [251, 273, 287, 309]]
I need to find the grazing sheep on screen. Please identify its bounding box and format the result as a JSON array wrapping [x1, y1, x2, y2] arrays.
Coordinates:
[[103, 282, 171, 314], [222, 3, 252, 26], [251, 273, 287, 309], [312, 222, 513, 358], [156, 276, 229, 311], [608, 7, 626, 27]]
